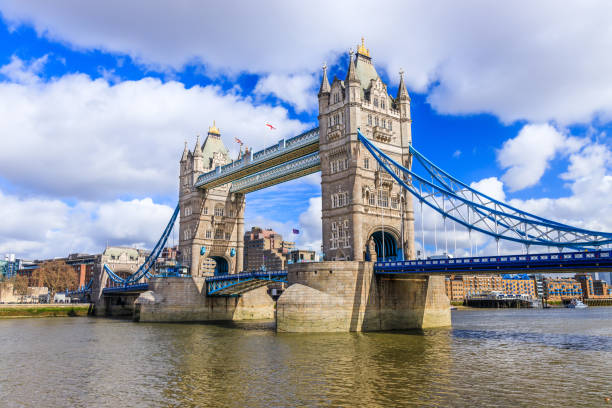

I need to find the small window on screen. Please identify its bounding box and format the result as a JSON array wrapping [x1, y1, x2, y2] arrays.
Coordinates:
[[344, 158, 349, 169], [332, 222, 337, 230], [205, 230, 212, 239], [203, 207, 208, 215], [368, 114, 372, 125], [381, 100, 385, 109], [375, 117, 379, 126], [374, 97, 378, 107], [389, 121, 392, 131], [364, 158, 369, 169], [344, 219, 349, 228]]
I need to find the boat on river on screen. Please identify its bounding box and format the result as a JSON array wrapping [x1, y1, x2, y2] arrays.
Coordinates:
[[567, 299, 588, 309]]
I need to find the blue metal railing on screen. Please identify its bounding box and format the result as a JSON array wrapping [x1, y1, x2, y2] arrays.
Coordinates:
[[375, 250, 612, 274], [206, 271, 287, 295]]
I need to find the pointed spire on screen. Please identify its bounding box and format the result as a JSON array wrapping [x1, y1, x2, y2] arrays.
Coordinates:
[[193, 134, 203, 157], [345, 49, 358, 83], [319, 62, 330, 95], [181, 140, 189, 161], [397, 68, 409, 100]]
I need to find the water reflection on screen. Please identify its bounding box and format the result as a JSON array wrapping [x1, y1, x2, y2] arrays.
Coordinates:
[[0, 308, 611, 407]]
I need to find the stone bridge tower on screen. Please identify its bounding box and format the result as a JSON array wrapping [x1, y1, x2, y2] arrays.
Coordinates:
[[179, 123, 245, 276], [318, 39, 415, 262]]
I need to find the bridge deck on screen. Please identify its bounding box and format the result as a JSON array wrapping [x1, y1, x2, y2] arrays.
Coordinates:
[[206, 271, 287, 296], [102, 283, 149, 295], [375, 250, 612, 275], [195, 128, 319, 190]]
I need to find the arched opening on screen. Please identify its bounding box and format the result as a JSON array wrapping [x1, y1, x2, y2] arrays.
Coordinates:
[[211, 256, 229, 276], [370, 230, 398, 262]]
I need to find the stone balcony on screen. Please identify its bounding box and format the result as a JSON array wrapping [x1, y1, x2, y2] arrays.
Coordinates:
[[372, 125, 392, 143], [327, 123, 344, 142]]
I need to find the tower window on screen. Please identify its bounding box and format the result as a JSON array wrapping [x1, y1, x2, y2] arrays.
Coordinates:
[[374, 97, 378, 108], [375, 117, 379, 126], [382, 119, 386, 128], [364, 158, 369, 169], [378, 190, 389, 207], [389, 121, 393, 131], [206, 230, 212, 239], [381, 100, 385, 109], [214, 207, 225, 217], [203, 207, 208, 215], [369, 192, 376, 206], [368, 115, 372, 126]]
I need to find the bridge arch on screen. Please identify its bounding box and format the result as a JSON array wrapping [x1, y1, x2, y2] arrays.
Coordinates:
[[366, 227, 400, 262], [210, 256, 229, 276]]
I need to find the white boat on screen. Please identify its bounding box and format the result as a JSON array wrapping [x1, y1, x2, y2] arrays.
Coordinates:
[[567, 299, 588, 309]]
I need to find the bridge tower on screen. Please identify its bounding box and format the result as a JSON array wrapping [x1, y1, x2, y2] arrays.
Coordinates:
[[318, 39, 415, 262], [178, 123, 245, 276]]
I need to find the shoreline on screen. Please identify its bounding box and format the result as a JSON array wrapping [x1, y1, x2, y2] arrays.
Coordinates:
[[0, 304, 91, 318]]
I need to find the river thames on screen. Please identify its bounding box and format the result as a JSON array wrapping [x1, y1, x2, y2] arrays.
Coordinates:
[[1, 308, 611, 407]]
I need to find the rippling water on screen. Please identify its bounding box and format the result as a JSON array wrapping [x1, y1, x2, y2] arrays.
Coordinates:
[[1, 308, 611, 407]]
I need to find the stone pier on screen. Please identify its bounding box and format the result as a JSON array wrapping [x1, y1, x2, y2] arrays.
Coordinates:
[[135, 277, 275, 322], [276, 261, 450, 332]]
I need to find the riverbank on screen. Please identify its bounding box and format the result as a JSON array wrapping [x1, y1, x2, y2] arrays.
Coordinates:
[[0, 304, 90, 318]]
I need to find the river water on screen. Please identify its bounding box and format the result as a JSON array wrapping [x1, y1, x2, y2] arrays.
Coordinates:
[[1, 308, 611, 407]]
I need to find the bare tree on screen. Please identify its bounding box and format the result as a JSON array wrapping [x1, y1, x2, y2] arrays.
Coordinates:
[[32, 260, 77, 297], [9, 275, 29, 296]]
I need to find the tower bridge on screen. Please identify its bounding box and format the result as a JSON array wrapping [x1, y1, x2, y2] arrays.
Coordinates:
[[92, 40, 612, 331]]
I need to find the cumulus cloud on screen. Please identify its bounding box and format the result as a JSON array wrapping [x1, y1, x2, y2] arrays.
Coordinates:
[[0, 54, 48, 84], [0, 55, 308, 200], [254, 73, 318, 112], [497, 123, 585, 191], [0, 188, 174, 259], [3, 1, 612, 124]]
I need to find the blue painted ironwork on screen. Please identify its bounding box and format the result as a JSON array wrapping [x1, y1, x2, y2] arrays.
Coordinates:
[[229, 151, 320, 193], [104, 203, 180, 285], [206, 271, 287, 296], [375, 250, 612, 275], [357, 129, 612, 249], [102, 283, 149, 294], [63, 277, 94, 296], [195, 127, 319, 189]]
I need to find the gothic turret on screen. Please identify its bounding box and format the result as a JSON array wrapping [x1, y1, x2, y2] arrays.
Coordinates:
[[180, 141, 189, 162], [319, 63, 331, 95]]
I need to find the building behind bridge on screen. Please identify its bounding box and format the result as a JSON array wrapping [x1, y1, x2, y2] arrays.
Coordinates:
[[243, 227, 295, 271]]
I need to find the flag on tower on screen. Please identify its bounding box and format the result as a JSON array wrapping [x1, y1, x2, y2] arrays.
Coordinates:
[[292, 228, 300, 234], [234, 137, 243, 146], [266, 123, 276, 130]]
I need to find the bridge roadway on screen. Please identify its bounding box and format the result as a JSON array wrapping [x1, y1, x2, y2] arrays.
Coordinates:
[[375, 249, 612, 275], [195, 127, 319, 191], [97, 250, 611, 296]]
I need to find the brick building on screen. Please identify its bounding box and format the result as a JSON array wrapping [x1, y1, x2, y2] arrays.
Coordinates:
[[501, 274, 537, 298], [543, 277, 583, 301], [243, 227, 295, 271], [575, 274, 612, 299]]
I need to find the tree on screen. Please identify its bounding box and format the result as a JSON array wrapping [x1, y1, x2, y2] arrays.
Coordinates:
[[31, 260, 77, 297], [9, 274, 29, 296]]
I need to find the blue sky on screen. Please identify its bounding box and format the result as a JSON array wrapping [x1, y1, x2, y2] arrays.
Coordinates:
[[0, 1, 610, 259]]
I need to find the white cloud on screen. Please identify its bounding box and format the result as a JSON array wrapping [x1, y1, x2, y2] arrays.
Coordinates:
[[0, 55, 308, 200], [0, 54, 48, 84], [3, 2, 612, 124], [452, 150, 461, 158], [497, 123, 585, 191], [0, 188, 174, 259], [470, 177, 505, 202], [254, 73, 318, 112]]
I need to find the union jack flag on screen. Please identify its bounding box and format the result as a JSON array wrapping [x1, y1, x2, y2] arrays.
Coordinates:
[[234, 137, 243, 146]]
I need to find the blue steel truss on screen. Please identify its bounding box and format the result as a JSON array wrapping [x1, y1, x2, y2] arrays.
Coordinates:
[[195, 127, 319, 189], [230, 151, 320, 193], [357, 129, 612, 249], [374, 249, 612, 275], [104, 204, 180, 286], [206, 271, 287, 296], [102, 283, 149, 294]]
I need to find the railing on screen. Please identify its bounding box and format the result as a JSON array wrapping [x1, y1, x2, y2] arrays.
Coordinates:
[[102, 283, 149, 294], [206, 270, 287, 295], [374, 250, 612, 274], [195, 127, 319, 187], [230, 151, 320, 192]]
